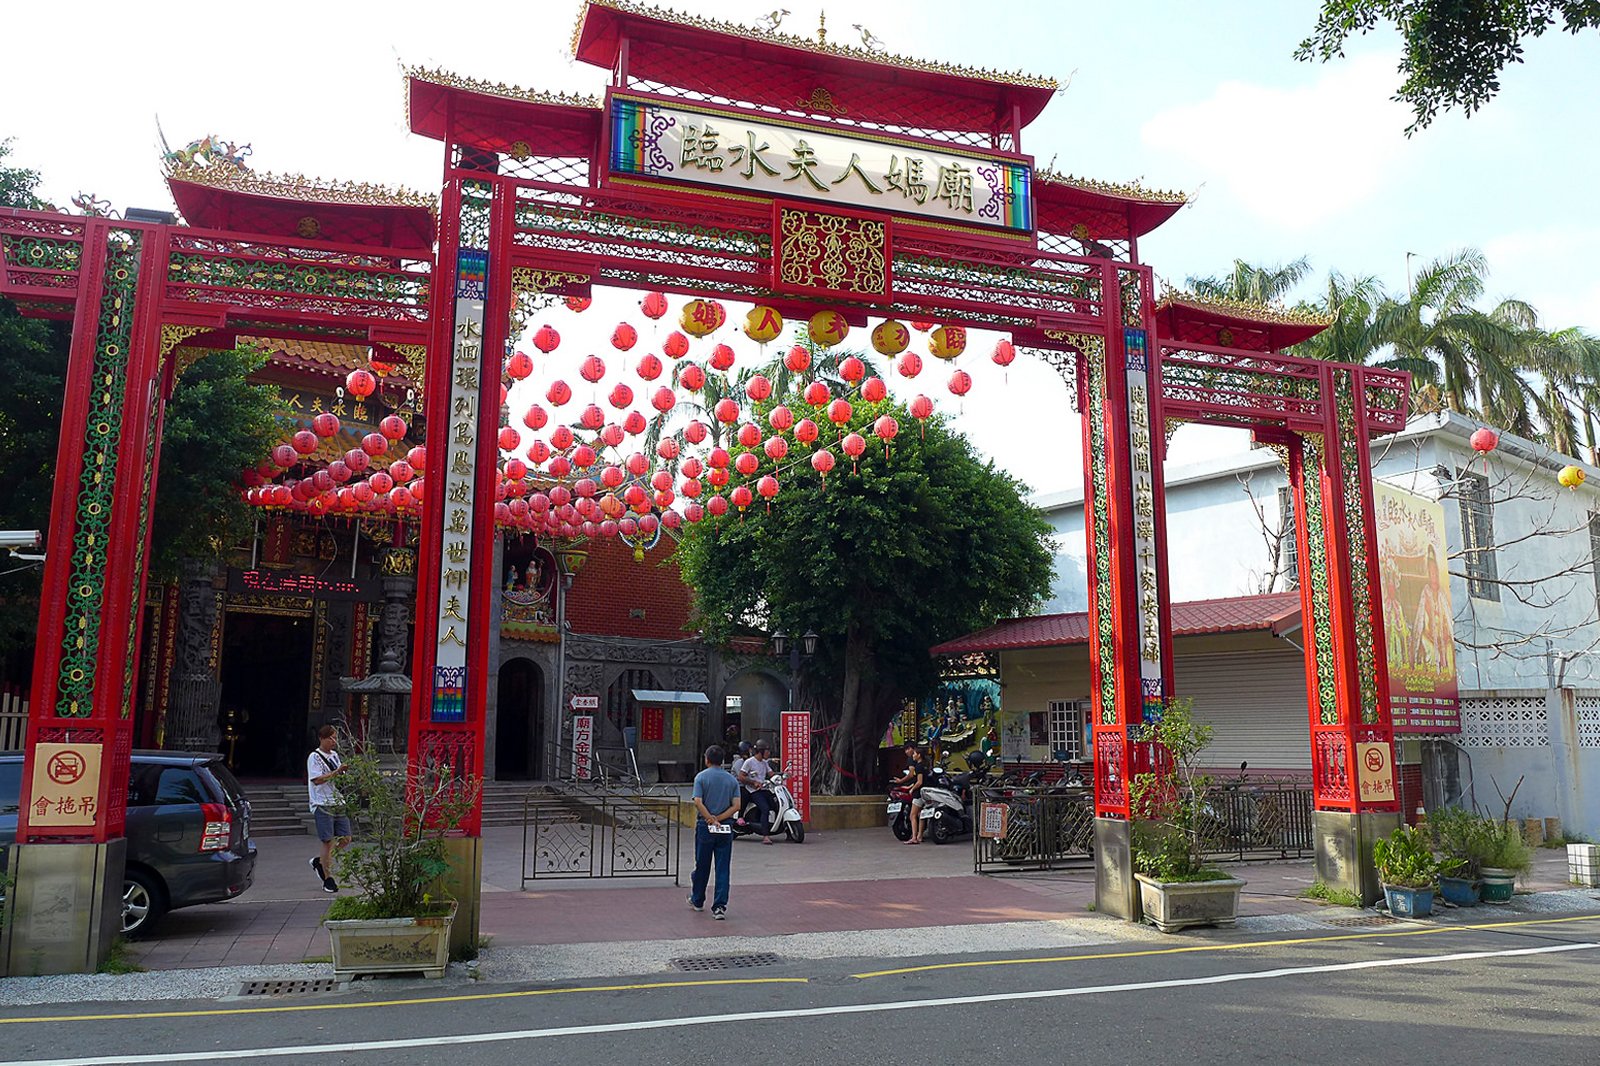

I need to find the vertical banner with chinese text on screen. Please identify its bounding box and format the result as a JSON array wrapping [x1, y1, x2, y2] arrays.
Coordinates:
[[573, 714, 594, 781], [1374, 482, 1460, 731], [1123, 327, 1164, 720], [781, 711, 811, 823]]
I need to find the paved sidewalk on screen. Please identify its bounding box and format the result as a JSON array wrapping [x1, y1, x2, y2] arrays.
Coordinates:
[[123, 824, 1593, 971]]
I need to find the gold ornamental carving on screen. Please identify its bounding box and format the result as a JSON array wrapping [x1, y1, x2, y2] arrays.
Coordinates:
[[796, 87, 847, 115], [390, 343, 429, 400], [380, 547, 418, 578], [159, 324, 208, 359], [775, 207, 887, 299]]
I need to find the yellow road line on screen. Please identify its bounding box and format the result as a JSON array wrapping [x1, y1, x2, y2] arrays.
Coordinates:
[[0, 976, 808, 1026], [851, 912, 1600, 978]]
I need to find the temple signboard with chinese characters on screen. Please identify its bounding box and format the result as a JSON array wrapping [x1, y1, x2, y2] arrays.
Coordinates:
[[1122, 327, 1165, 720], [607, 93, 1033, 235]]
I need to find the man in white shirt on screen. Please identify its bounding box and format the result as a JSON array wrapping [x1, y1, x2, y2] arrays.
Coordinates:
[[737, 740, 775, 845], [307, 725, 350, 893]]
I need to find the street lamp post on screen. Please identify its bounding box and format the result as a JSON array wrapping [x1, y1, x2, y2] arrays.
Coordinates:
[[771, 628, 819, 710]]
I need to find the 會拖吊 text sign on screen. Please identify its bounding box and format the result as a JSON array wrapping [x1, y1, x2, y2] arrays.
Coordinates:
[[607, 93, 1032, 234]]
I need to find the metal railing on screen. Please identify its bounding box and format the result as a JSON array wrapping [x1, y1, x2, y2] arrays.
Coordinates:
[[542, 740, 678, 797], [1198, 783, 1316, 861], [972, 786, 1096, 873], [521, 790, 682, 884]]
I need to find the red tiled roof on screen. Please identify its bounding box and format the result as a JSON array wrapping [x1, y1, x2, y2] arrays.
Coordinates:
[[929, 592, 1302, 656]]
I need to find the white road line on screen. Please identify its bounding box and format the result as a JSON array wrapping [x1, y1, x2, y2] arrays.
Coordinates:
[[8, 940, 1597, 1066]]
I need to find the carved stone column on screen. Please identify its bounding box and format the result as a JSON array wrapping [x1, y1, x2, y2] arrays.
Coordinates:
[[165, 559, 224, 752], [372, 549, 417, 753]]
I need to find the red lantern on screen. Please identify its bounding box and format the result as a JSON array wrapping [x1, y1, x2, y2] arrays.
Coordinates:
[[623, 410, 647, 436], [992, 338, 1016, 367], [547, 380, 572, 407], [641, 291, 669, 320], [708, 468, 730, 487], [731, 485, 754, 510], [611, 323, 638, 351], [639, 513, 661, 535], [348, 481, 374, 506], [608, 382, 634, 409], [714, 397, 741, 424], [652, 386, 677, 413], [601, 465, 625, 489], [619, 517, 639, 537], [735, 422, 760, 448], [795, 418, 820, 444], [343, 449, 371, 473], [533, 324, 561, 353], [948, 370, 973, 397], [681, 457, 704, 479], [361, 432, 388, 456], [898, 352, 923, 379], [811, 449, 836, 475], [784, 345, 812, 373], [529, 492, 550, 513], [685, 420, 709, 445], [652, 469, 674, 492], [626, 451, 650, 477], [328, 459, 352, 483], [389, 486, 412, 510], [827, 398, 853, 424], [765, 436, 789, 460], [549, 455, 573, 478], [663, 331, 691, 359], [862, 377, 887, 403], [710, 343, 736, 371], [549, 485, 573, 507], [272, 444, 296, 468], [708, 447, 731, 469], [757, 475, 779, 501], [596, 423, 621, 448], [681, 478, 703, 498], [874, 415, 900, 441], [746, 374, 772, 402], [839, 356, 866, 383], [624, 484, 648, 507], [1471, 427, 1499, 453], [312, 469, 335, 492], [369, 470, 394, 495], [655, 440, 682, 465], [407, 445, 426, 470], [662, 509, 682, 530], [312, 412, 341, 438], [636, 354, 663, 381], [803, 381, 831, 406], [506, 350, 534, 380], [685, 502, 705, 523], [523, 404, 548, 431], [678, 362, 706, 391], [572, 443, 597, 468], [379, 414, 408, 441], [528, 439, 553, 465], [565, 295, 592, 312], [551, 425, 574, 450], [581, 355, 606, 383], [574, 477, 598, 499], [291, 429, 318, 455], [910, 394, 934, 438], [389, 459, 415, 483], [842, 433, 867, 460], [735, 452, 760, 476], [345, 369, 376, 399], [707, 495, 729, 517], [911, 319, 934, 332], [770, 404, 794, 431], [580, 403, 605, 429], [504, 457, 528, 480]]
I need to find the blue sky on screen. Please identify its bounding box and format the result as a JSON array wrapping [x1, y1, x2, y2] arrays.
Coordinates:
[[5, 1, 1596, 492]]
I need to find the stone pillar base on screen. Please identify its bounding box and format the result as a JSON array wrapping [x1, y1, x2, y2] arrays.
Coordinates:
[[436, 835, 483, 960], [2, 839, 126, 976], [1094, 817, 1141, 921], [1313, 809, 1400, 906]]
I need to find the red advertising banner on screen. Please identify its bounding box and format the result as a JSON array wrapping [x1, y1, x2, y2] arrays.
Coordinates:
[[572, 715, 594, 780], [1375, 482, 1461, 732], [781, 711, 811, 823], [640, 706, 665, 743]]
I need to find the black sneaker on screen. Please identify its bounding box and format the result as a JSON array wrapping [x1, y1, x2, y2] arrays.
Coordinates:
[[712, 907, 726, 920], [323, 876, 339, 894], [310, 857, 325, 880], [687, 897, 703, 912]]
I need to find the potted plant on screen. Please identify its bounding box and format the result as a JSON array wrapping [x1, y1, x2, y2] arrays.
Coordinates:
[[1373, 825, 1438, 917], [1477, 819, 1532, 904], [324, 739, 481, 980], [1129, 699, 1246, 933], [1426, 806, 1486, 907]]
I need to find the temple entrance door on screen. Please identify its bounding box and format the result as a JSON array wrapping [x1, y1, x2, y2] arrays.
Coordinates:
[[220, 612, 314, 779], [494, 659, 543, 780]]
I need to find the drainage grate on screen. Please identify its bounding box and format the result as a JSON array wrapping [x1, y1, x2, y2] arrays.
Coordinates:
[[237, 978, 340, 997], [1323, 914, 1402, 928], [668, 952, 782, 972]]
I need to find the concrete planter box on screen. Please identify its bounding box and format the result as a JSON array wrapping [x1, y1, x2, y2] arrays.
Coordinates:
[[326, 901, 456, 981], [1135, 874, 1245, 933], [1567, 844, 1600, 888]]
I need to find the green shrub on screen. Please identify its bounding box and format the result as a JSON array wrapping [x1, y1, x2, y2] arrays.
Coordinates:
[[1373, 825, 1438, 889], [1477, 819, 1533, 875], [1129, 698, 1228, 884]]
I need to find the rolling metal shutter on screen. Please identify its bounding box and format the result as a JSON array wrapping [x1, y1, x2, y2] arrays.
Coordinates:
[[1175, 650, 1311, 771]]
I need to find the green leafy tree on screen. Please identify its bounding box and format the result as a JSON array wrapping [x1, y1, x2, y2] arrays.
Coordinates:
[[1185, 257, 1312, 304], [1296, 1, 1600, 133], [675, 364, 1053, 792]]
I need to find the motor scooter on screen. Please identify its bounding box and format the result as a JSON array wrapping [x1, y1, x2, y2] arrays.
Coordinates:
[[918, 765, 975, 844], [886, 784, 914, 841], [731, 765, 806, 842]]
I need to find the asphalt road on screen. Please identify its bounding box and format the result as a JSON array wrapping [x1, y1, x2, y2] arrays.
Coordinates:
[[2, 914, 1597, 1065]]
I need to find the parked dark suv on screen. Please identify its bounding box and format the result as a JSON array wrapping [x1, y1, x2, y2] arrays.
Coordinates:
[[1, 750, 257, 937]]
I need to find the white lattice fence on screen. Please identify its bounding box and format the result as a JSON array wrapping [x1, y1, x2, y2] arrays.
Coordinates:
[[1459, 696, 1550, 747], [1576, 695, 1600, 748]]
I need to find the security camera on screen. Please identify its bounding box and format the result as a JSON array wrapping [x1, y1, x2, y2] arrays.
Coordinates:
[[0, 530, 41, 549]]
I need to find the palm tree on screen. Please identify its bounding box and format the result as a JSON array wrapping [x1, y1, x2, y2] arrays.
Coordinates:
[[1186, 257, 1312, 304], [1291, 271, 1386, 364]]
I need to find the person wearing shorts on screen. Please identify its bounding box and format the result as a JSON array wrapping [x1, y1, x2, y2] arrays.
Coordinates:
[[307, 725, 351, 893]]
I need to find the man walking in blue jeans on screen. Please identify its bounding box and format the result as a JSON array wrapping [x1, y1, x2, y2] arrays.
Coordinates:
[[688, 744, 740, 919]]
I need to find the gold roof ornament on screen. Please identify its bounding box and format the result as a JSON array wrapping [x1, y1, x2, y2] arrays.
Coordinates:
[[571, 0, 1058, 89], [1036, 169, 1188, 205], [165, 160, 438, 214], [1154, 286, 1335, 328], [403, 64, 603, 112]]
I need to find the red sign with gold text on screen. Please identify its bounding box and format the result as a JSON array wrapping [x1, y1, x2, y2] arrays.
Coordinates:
[[781, 711, 811, 823]]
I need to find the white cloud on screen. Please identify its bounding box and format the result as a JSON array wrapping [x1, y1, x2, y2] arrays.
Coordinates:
[[1484, 227, 1600, 332], [1140, 54, 1413, 230]]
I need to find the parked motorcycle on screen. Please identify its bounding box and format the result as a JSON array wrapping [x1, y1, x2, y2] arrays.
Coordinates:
[[886, 784, 914, 841], [919, 765, 975, 844]]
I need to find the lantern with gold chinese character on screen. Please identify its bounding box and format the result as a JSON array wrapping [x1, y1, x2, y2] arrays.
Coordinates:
[[744, 305, 784, 344], [930, 325, 967, 360], [1559, 465, 1586, 489], [808, 310, 850, 347], [681, 299, 726, 337], [871, 320, 910, 357]]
